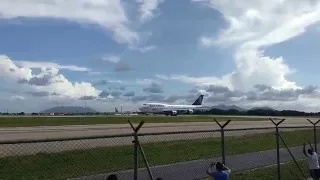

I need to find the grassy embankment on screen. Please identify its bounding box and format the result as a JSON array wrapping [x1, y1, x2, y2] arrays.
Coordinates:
[[0, 129, 314, 179]]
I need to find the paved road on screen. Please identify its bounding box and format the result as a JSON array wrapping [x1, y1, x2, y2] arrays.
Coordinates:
[[77, 145, 312, 180]]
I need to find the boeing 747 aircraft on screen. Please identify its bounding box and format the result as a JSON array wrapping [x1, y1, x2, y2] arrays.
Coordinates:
[[139, 95, 205, 116]]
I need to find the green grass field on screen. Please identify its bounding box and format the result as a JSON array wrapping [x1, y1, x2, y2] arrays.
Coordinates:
[[0, 129, 314, 179], [0, 115, 270, 127], [232, 160, 309, 180]]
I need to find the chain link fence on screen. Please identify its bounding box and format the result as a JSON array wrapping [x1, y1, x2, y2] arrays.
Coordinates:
[[0, 135, 134, 180], [0, 118, 319, 180]]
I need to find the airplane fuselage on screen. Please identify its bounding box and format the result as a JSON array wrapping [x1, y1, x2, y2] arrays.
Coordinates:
[[139, 103, 203, 114], [138, 95, 206, 116]]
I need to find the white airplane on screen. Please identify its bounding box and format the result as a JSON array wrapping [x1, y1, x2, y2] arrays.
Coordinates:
[[139, 95, 205, 116], [114, 107, 123, 115]]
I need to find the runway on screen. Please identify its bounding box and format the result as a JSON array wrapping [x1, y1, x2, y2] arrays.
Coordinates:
[[0, 117, 316, 157], [0, 117, 314, 141]]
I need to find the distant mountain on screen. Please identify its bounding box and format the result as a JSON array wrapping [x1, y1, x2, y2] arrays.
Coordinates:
[[211, 105, 247, 111], [40, 106, 98, 114], [250, 107, 275, 111]]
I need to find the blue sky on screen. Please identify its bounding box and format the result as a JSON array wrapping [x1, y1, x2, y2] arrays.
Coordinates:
[[1, 0, 320, 112]]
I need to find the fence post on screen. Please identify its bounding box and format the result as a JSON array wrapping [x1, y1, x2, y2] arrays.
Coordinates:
[[270, 118, 285, 180], [129, 120, 144, 180], [214, 119, 231, 165], [129, 120, 154, 180], [137, 140, 154, 180], [278, 134, 307, 180], [307, 119, 320, 153]]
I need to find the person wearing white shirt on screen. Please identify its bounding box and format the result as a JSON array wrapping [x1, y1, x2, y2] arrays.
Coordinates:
[[303, 142, 320, 180]]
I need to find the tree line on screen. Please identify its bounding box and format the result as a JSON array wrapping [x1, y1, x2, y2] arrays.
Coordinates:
[[194, 108, 320, 116]]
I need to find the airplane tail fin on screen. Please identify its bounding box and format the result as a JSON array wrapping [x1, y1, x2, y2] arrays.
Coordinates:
[[192, 95, 204, 105], [115, 107, 119, 113]]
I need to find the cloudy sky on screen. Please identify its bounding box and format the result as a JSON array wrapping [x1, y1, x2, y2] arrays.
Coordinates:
[[1, 0, 320, 112]]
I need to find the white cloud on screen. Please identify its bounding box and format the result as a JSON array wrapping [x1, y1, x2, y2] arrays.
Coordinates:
[[10, 95, 25, 101], [140, 45, 156, 53], [31, 70, 100, 98], [14, 60, 91, 72], [187, 0, 320, 92], [137, 0, 163, 22], [88, 71, 110, 76], [198, 0, 320, 47], [108, 80, 126, 84], [199, 36, 216, 47], [152, 0, 320, 111], [99, 55, 132, 72], [95, 78, 159, 86], [0, 55, 33, 81], [143, 82, 163, 93], [0, 55, 101, 99], [136, 78, 160, 85], [101, 55, 121, 63], [156, 74, 231, 88], [130, 45, 157, 53], [0, 0, 138, 45]]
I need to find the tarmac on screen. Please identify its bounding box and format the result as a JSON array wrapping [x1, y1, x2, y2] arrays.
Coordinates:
[[0, 117, 315, 141], [0, 117, 316, 157]]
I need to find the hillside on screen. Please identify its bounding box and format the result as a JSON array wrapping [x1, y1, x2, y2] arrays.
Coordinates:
[[211, 105, 247, 111], [250, 107, 275, 111]]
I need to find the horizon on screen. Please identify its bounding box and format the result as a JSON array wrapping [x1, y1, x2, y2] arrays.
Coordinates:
[[1, 1, 320, 112], [1, 104, 317, 114]]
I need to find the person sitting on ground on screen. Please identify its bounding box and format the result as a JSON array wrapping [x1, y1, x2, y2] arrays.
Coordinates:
[[206, 161, 231, 180], [303, 141, 320, 180], [106, 174, 118, 180]]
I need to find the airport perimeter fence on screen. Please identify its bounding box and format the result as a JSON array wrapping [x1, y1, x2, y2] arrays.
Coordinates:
[[0, 118, 319, 180]]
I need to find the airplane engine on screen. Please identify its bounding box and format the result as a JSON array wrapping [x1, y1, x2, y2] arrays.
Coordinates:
[[171, 110, 178, 116], [187, 109, 194, 114]]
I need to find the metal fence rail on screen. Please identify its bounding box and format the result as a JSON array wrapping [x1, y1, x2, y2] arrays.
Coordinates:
[[0, 118, 318, 180]]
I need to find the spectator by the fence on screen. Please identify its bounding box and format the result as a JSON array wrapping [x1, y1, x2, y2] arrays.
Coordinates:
[[303, 142, 320, 180], [106, 174, 118, 180], [206, 162, 231, 180]]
